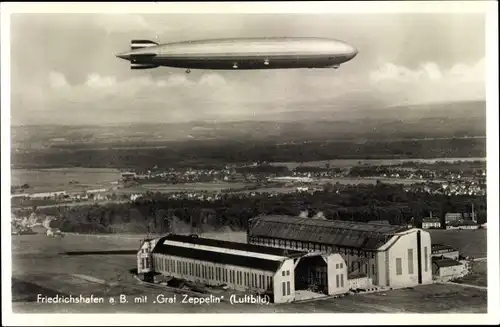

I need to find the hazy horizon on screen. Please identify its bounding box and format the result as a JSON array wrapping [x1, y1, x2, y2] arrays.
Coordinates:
[[10, 13, 486, 126]]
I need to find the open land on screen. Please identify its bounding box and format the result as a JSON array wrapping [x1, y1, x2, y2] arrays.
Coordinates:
[[11, 168, 122, 194], [429, 229, 487, 258], [11, 230, 487, 313]]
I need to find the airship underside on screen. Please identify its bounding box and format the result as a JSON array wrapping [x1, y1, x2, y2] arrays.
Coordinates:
[[116, 37, 358, 71]]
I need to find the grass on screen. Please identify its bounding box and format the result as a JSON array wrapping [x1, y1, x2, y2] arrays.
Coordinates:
[[454, 260, 487, 287], [429, 229, 487, 258], [11, 168, 121, 193], [11, 231, 487, 313]]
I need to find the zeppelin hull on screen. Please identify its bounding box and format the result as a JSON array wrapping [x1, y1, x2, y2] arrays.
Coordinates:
[[118, 37, 358, 71]]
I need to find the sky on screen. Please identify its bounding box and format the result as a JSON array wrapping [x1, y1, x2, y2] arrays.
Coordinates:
[[10, 12, 486, 125]]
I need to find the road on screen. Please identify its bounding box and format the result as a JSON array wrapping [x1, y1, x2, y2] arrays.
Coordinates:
[[12, 199, 129, 211], [445, 281, 487, 291]]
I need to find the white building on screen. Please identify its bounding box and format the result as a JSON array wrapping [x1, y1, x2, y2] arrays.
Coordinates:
[[432, 258, 466, 282], [29, 191, 66, 199], [248, 215, 433, 289], [137, 234, 349, 303], [422, 218, 441, 229]]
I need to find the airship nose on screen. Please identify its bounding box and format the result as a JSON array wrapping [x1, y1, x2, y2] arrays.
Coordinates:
[[346, 45, 358, 59], [116, 52, 131, 61]]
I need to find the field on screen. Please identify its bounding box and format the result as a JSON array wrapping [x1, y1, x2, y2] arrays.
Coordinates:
[[11, 231, 487, 313], [270, 157, 486, 169], [11, 168, 122, 193], [429, 229, 487, 258], [116, 182, 247, 194]]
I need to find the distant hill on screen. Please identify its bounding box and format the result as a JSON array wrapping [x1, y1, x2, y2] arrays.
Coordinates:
[[234, 100, 486, 122], [11, 100, 486, 150]]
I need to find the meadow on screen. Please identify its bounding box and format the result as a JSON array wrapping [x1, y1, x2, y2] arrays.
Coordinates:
[[11, 168, 122, 193], [429, 229, 487, 258]]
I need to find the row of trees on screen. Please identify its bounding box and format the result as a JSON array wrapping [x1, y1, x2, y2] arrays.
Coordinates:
[[36, 183, 487, 234]]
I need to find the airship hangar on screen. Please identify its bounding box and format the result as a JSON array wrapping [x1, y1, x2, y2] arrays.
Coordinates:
[[116, 37, 358, 73], [136, 216, 433, 304]]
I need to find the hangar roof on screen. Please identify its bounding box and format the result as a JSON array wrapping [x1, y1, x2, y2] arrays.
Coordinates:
[[248, 215, 410, 251], [164, 234, 304, 257], [153, 242, 282, 272]]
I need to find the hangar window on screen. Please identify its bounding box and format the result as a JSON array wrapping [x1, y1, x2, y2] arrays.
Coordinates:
[[396, 258, 402, 275], [286, 281, 291, 295], [282, 282, 286, 296], [424, 247, 428, 272], [408, 249, 414, 274], [336, 275, 339, 288], [340, 274, 344, 287]]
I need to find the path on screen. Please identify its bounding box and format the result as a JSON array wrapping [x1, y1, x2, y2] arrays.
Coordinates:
[[445, 281, 487, 291]]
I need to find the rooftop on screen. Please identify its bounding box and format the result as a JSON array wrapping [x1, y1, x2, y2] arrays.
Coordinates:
[[422, 218, 441, 223], [448, 219, 478, 226], [433, 258, 462, 268], [248, 215, 410, 251], [162, 234, 305, 258], [153, 243, 282, 272], [432, 243, 458, 252]]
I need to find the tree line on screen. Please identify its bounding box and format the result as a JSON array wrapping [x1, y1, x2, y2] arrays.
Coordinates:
[[35, 183, 487, 234]]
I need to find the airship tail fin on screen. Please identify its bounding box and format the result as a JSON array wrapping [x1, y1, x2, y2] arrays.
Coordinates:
[[131, 40, 159, 50]]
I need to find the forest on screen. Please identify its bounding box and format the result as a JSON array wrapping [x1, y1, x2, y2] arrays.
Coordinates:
[[35, 183, 487, 234]]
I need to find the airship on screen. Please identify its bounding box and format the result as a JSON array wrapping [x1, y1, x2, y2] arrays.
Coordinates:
[[116, 37, 358, 73]]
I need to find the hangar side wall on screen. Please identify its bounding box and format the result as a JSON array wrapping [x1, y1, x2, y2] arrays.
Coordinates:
[[273, 259, 295, 303], [384, 230, 433, 288]]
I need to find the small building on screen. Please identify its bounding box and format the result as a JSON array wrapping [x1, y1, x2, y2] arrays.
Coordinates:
[[347, 272, 373, 290], [431, 244, 460, 260], [422, 218, 441, 229], [446, 219, 479, 230], [137, 234, 349, 304], [432, 258, 466, 281], [445, 213, 463, 224], [121, 172, 137, 181]]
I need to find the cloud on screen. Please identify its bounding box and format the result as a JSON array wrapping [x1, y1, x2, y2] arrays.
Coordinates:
[[91, 15, 156, 34], [369, 58, 484, 84], [368, 58, 485, 103], [86, 73, 117, 88], [48, 72, 69, 89]]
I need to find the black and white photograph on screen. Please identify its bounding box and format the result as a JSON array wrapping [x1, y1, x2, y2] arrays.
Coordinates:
[[1, 2, 499, 326]]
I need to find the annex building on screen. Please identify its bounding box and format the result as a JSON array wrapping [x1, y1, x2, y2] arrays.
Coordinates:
[[247, 215, 433, 288], [137, 234, 349, 303]]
